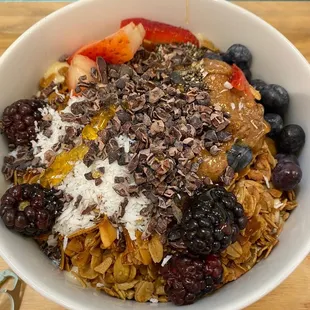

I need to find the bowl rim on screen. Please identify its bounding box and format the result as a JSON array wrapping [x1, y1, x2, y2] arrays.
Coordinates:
[[1, 0, 310, 309]]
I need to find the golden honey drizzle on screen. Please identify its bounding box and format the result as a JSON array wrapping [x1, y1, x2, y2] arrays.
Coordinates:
[[40, 144, 89, 188], [82, 105, 116, 140]]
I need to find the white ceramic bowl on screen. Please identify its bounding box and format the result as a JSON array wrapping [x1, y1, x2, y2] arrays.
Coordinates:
[[0, 0, 310, 309]]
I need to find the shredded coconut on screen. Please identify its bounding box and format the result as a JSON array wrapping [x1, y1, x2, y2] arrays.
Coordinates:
[[274, 199, 283, 209], [161, 255, 172, 267], [263, 175, 270, 189], [47, 234, 58, 247], [63, 236, 68, 251], [31, 104, 82, 164], [115, 135, 131, 153], [53, 86, 66, 100], [150, 298, 159, 303], [230, 103, 236, 110], [224, 81, 233, 89], [54, 158, 150, 238], [239, 102, 244, 111]]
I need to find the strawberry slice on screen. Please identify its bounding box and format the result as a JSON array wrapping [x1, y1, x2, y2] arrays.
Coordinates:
[[120, 18, 199, 46], [67, 54, 96, 91], [68, 22, 145, 65], [230, 64, 253, 98]]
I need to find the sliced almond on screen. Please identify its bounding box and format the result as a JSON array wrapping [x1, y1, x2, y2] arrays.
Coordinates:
[[135, 281, 154, 303], [113, 254, 130, 283], [94, 257, 113, 275], [78, 265, 99, 280], [116, 280, 139, 291], [91, 254, 102, 270], [148, 234, 163, 263], [127, 265, 137, 282], [99, 216, 117, 248], [71, 250, 91, 268]]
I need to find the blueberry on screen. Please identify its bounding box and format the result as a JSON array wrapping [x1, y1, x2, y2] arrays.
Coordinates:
[[264, 113, 283, 139], [278, 124, 306, 154], [272, 161, 302, 191], [227, 144, 253, 172], [204, 51, 223, 61], [251, 79, 267, 93], [275, 153, 300, 166], [223, 44, 252, 68], [260, 84, 289, 115]]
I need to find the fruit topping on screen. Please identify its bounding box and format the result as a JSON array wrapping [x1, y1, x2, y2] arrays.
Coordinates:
[[203, 254, 224, 293], [272, 161, 302, 191], [120, 18, 199, 46], [67, 54, 96, 91], [1, 99, 45, 148], [275, 153, 300, 166], [227, 144, 253, 172], [160, 255, 223, 305], [181, 186, 247, 255], [230, 64, 253, 97], [223, 44, 252, 69], [0, 184, 63, 236], [68, 22, 145, 64], [260, 84, 289, 116], [264, 113, 283, 139], [278, 124, 306, 154]]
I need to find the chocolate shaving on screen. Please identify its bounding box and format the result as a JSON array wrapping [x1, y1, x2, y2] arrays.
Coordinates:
[[82, 204, 97, 215], [96, 57, 108, 84]]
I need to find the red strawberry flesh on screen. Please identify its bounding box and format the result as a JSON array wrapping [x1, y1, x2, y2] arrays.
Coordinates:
[[120, 18, 199, 46]]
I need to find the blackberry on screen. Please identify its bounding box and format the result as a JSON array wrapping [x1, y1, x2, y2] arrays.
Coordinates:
[[203, 254, 223, 293], [0, 184, 63, 236], [1, 99, 45, 147], [160, 255, 223, 305], [181, 186, 247, 255]]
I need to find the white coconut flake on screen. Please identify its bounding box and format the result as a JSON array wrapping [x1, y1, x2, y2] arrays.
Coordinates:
[[224, 81, 233, 89], [53, 86, 66, 100], [31, 105, 82, 164], [239, 102, 244, 111], [53, 158, 150, 237], [230, 103, 236, 110], [161, 255, 172, 267], [63, 236, 68, 251], [115, 135, 131, 153], [263, 175, 270, 189], [274, 199, 284, 209], [47, 234, 58, 247], [121, 195, 151, 240], [96, 283, 105, 288], [150, 298, 159, 303]]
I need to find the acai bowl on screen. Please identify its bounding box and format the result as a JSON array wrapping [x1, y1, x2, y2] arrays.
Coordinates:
[[0, 0, 310, 309]]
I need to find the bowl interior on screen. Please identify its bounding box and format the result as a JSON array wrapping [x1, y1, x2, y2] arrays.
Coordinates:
[[0, 0, 310, 309]]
